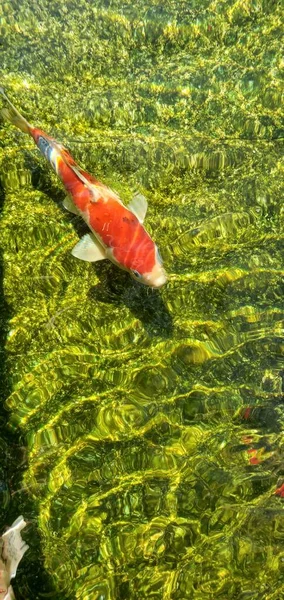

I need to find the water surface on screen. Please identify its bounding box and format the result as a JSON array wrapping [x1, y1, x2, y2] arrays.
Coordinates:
[[0, 1, 283, 599]]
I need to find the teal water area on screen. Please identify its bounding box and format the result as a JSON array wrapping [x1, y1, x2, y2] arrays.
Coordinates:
[[0, 1, 283, 598]]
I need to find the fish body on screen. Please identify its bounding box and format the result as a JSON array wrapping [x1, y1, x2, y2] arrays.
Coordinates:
[[0, 89, 167, 287]]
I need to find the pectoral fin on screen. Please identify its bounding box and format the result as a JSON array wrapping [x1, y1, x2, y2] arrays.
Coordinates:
[[63, 196, 79, 215], [71, 233, 106, 262], [127, 193, 148, 223]]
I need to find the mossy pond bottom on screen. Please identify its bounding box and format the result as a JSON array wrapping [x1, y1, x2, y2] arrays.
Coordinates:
[[0, 0, 283, 598]]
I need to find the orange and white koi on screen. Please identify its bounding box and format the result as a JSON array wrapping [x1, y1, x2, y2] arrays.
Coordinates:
[[0, 89, 167, 287]]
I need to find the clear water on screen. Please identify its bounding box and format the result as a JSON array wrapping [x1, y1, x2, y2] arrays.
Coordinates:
[[0, 1, 283, 599]]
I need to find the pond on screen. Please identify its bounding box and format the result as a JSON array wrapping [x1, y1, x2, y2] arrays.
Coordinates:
[[0, 1, 283, 599]]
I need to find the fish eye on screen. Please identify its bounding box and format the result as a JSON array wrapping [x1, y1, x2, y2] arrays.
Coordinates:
[[131, 269, 142, 279]]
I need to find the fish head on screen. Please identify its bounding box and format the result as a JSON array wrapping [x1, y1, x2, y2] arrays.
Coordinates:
[[129, 245, 167, 288]]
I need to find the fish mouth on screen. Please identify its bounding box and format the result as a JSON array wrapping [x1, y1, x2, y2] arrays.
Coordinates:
[[150, 272, 167, 288], [143, 266, 167, 288]]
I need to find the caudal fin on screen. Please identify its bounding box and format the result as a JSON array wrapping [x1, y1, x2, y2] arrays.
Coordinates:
[[0, 87, 32, 134]]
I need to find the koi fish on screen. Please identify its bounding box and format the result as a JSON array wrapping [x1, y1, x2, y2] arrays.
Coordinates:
[[275, 483, 284, 498], [0, 89, 167, 287], [0, 515, 29, 600]]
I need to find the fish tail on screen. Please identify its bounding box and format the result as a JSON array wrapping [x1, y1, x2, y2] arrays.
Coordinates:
[[0, 87, 32, 134]]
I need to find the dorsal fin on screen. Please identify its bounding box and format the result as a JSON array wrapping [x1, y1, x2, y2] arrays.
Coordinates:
[[68, 163, 94, 188], [58, 150, 122, 204], [63, 163, 106, 202]]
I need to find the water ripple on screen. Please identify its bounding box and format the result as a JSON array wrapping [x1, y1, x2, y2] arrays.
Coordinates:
[[1, 0, 283, 598]]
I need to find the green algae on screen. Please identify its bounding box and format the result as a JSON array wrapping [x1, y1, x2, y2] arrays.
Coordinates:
[[0, 0, 283, 599]]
